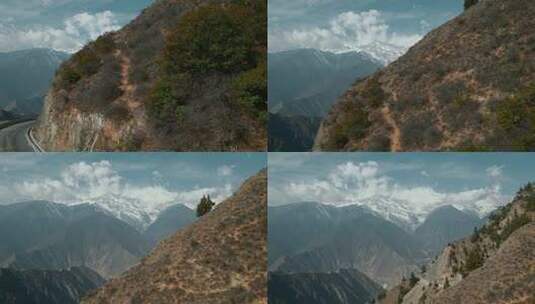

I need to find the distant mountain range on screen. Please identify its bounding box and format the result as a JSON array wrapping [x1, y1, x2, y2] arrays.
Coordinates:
[[0, 49, 69, 116], [269, 49, 382, 118], [268, 48, 382, 151], [269, 202, 483, 287], [0, 200, 195, 280]]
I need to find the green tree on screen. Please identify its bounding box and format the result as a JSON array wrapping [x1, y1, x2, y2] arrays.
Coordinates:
[[464, 0, 479, 10], [196, 195, 215, 217], [409, 272, 419, 288]]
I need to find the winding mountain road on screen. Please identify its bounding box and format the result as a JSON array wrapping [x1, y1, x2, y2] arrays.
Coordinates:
[[0, 120, 42, 152]]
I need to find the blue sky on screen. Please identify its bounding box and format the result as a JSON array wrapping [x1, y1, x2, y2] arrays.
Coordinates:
[[269, 153, 535, 215], [0, 0, 153, 52], [0, 153, 266, 208], [268, 0, 463, 53]]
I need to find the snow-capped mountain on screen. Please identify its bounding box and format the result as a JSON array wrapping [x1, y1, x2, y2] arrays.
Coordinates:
[[330, 41, 408, 65], [60, 195, 185, 232], [328, 190, 507, 231]]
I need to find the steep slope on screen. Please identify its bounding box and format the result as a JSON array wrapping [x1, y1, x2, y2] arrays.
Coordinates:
[[315, 0, 535, 151], [0, 49, 69, 116], [82, 169, 267, 304], [414, 205, 483, 254], [35, 0, 267, 151], [143, 203, 196, 246], [381, 183, 535, 304], [0, 266, 104, 304], [269, 49, 382, 118], [268, 269, 383, 304], [268, 113, 322, 152], [0, 201, 150, 279], [269, 202, 425, 287]]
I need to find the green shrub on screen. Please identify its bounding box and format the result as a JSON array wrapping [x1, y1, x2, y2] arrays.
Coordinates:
[[326, 103, 371, 149], [196, 195, 215, 217], [232, 62, 266, 119], [463, 245, 484, 274], [500, 214, 530, 243], [362, 76, 385, 107], [93, 34, 116, 54], [163, 4, 257, 75], [148, 78, 187, 128], [464, 0, 479, 10]]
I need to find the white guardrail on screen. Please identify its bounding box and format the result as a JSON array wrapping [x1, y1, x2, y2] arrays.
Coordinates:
[[26, 127, 45, 152]]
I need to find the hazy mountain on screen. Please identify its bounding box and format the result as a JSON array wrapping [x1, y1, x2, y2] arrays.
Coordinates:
[[0, 109, 17, 121], [315, 0, 535, 151], [143, 203, 196, 246], [83, 169, 267, 303], [0, 49, 69, 115], [269, 269, 383, 304], [381, 183, 535, 304], [0, 201, 150, 279], [34, 0, 267, 151], [0, 266, 104, 304], [268, 113, 321, 152], [414, 205, 483, 254], [269, 202, 426, 286], [269, 49, 382, 118]]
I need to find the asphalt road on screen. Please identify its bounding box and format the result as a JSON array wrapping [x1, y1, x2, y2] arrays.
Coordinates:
[[0, 120, 35, 152]]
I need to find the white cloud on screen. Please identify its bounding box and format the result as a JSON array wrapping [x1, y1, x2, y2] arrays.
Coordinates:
[[486, 165, 503, 179], [279, 161, 508, 228], [0, 11, 119, 53], [13, 161, 233, 228], [217, 165, 235, 177], [269, 10, 422, 63]]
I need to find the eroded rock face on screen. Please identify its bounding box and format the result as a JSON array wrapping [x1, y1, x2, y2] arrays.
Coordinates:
[[35, 0, 267, 151], [82, 169, 267, 304], [315, 0, 535, 151]]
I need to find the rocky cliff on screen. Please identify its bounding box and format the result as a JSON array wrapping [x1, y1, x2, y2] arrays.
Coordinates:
[[35, 0, 266, 151], [380, 183, 535, 304], [315, 0, 535, 151], [82, 169, 267, 303]]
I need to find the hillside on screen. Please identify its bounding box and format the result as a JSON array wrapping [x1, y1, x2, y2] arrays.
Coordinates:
[[269, 269, 383, 304], [0, 49, 69, 116], [380, 182, 535, 304], [82, 169, 267, 303], [315, 0, 535, 151], [0, 266, 104, 304], [34, 0, 267, 151]]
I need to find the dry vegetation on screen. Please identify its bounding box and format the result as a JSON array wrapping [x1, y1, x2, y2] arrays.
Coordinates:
[[315, 0, 535, 151], [82, 169, 267, 304], [380, 183, 535, 304]]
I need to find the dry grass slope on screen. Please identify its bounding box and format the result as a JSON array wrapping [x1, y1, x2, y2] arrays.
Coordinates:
[[315, 0, 535, 151], [82, 169, 267, 304]]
